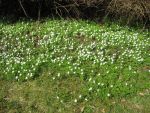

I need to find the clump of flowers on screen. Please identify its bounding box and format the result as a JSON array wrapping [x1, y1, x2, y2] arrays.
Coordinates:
[[0, 19, 149, 100]]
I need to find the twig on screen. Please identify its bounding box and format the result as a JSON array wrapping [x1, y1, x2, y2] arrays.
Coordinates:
[[17, 0, 29, 18]]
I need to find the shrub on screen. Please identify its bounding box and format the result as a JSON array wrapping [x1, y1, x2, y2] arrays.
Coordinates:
[[0, 0, 149, 25], [107, 0, 150, 24]]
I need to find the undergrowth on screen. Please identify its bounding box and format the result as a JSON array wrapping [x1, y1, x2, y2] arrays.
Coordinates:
[[0, 19, 149, 102]]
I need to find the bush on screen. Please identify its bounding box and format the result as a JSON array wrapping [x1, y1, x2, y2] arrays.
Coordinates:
[[107, 0, 150, 24], [0, 0, 149, 25]]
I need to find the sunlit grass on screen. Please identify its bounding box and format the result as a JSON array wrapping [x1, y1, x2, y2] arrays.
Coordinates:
[[0, 19, 150, 112]]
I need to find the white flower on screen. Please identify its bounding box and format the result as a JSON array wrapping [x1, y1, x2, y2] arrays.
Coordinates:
[[107, 93, 111, 97], [93, 80, 95, 84], [60, 100, 63, 103], [74, 99, 77, 103], [89, 78, 92, 82], [52, 77, 55, 80], [79, 95, 82, 98], [89, 87, 92, 91], [25, 76, 28, 80], [98, 73, 100, 76], [129, 66, 132, 70], [30, 73, 33, 77], [85, 98, 88, 101], [57, 73, 60, 77], [110, 85, 113, 88], [56, 96, 59, 99], [15, 76, 18, 80]]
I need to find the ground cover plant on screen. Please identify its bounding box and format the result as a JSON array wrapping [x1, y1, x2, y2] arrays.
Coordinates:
[[0, 19, 150, 112]]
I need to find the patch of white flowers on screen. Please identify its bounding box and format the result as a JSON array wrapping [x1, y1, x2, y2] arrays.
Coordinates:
[[0, 20, 149, 100]]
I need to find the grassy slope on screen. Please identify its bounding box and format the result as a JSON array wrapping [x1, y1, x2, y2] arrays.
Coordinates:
[[1, 75, 150, 113], [0, 19, 150, 113]]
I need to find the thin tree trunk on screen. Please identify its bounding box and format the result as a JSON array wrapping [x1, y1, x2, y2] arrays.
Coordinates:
[[38, 1, 42, 21], [18, 0, 29, 18]]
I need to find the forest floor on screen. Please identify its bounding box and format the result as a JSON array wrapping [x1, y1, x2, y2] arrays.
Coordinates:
[[0, 19, 150, 113]]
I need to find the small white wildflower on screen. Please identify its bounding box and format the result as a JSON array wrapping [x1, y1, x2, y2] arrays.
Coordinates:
[[30, 73, 33, 77], [60, 100, 63, 103], [89, 78, 92, 82], [101, 83, 104, 86], [15, 76, 18, 80], [93, 80, 95, 84], [85, 98, 88, 101], [107, 93, 111, 97], [57, 73, 60, 77], [56, 96, 59, 99], [67, 71, 70, 74], [129, 66, 132, 70], [89, 87, 92, 91], [110, 85, 113, 88], [74, 99, 77, 103], [79, 95, 82, 98], [25, 76, 28, 80], [52, 77, 55, 80]]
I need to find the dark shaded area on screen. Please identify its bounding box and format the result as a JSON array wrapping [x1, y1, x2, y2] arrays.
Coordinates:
[[0, 0, 52, 19], [0, 0, 149, 26]]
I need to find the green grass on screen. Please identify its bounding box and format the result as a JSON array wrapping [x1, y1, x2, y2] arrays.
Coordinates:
[[0, 19, 150, 113], [1, 75, 150, 113]]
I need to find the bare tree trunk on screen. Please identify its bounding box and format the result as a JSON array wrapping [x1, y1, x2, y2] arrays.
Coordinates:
[[38, 2, 41, 21], [17, 0, 29, 18]]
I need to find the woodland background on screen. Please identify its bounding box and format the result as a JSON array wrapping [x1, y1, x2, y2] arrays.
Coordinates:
[[0, 0, 150, 25]]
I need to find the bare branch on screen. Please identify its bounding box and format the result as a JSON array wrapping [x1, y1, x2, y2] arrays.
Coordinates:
[[17, 0, 29, 18]]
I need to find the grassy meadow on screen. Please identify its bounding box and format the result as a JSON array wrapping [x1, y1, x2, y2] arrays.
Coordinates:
[[0, 19, 150, 113]]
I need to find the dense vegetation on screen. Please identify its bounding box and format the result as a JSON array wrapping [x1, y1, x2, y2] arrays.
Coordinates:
[[0, 19, 150, 112], [0, 0, 150, 25], [0, 0, 149, 112]]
